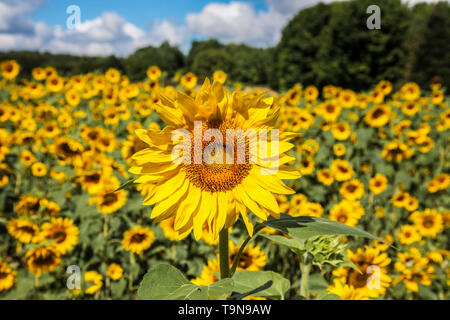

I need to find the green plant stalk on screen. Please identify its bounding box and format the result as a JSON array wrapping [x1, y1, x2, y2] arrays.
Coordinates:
[[300, 262, 311, 299], [230, 224, 265, 276], [219, 228, 230, 279]]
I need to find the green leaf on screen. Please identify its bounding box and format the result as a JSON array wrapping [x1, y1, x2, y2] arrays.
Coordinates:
[[111, 279, 127, 298], [259, 234, 305, 254], [112, 178, 136, 193], [261, 214, 387, 244], [137, 263, 234, 300], [232, 270, 290, 299]]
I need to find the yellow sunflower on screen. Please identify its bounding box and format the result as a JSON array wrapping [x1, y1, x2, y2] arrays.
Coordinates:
[[39, 217, 79, 254], [7, 218, 40, 243], [381, 141, 413, 162], [0, 260, 17, 292], [369, 173, 388, 194], [339, 179, 364, 201], [364, 105, 391, 127], [317, 168, 334, 186], [25, 246, 61, 276], [331, 122, 351, 141], [328, 279, 369, 300], [128, 78, 300, 241], [159, 216, 191, 241], [85, 270, 103, 294], [328, 200, 364, 227], [397, 224, 421, 245], [31, 162, 47, 177], [410, 209, 444, 238], [107, 263, 124, 281], [146, 65, 161, 81], [1, 60, 20, 80], [332, 246, 391, 298], [122, 226, 155, 254], [330, 159, 354, 182]]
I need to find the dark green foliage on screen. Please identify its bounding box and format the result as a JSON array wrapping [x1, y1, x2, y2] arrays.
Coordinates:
[[273, 0, 411, 91], [409, 1, 450, 87], [124, 41, 185, 81], [191, 48, 234, 81]]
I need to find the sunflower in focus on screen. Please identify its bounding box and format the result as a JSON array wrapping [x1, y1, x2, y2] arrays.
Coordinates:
[[122, 226, 155, 254], [128, 78, 300, 241]]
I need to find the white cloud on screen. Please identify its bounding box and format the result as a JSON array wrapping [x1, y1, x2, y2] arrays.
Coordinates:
[[0, 0, 447, 56], [186, 1, 288, 47]]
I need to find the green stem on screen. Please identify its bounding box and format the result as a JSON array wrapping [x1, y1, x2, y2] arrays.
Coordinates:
[[230, 224, 264, 276], [219, 228, 230, 279], [129, 252, 135, 290], [300, 261, 311, 299]]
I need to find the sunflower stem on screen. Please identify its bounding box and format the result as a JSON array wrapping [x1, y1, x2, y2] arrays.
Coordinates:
[[299, 261, 311, 300], [219, 228, 230, 279]]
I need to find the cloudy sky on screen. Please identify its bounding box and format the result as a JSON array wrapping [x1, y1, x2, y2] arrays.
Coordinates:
[[0, 0, 441, 56]]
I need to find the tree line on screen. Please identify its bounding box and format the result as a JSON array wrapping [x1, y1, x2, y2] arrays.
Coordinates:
[[0, 0, 448, 91]]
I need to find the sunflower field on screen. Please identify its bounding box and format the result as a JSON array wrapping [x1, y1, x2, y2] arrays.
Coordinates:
[[0, 59, 449, 301]]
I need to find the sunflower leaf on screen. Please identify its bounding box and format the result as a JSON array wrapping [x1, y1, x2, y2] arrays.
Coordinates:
[[231, 270, 290, 300], [261, 214, 391, 246], [112, 178, 137, 193], [137, 263, 234, 300]]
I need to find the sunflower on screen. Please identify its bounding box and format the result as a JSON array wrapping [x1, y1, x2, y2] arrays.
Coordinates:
[[410, 209, 444, 238], [328, 200, 363, 227], [39, 217, 79, 254], [229, 242, 267, 271], [381, 141, 413, 162], [0, 260, 16, 292], [330, 159, 354, 182], [1, 60, 20, 80], [7, 218, 40, 243], [159, 216, 191, 241], [19, 150, 36, 166], [332, 246, 391, 298], [14, 195, 41, 216], [331, 122, 351, 140], [397, 224, 421, 245], [180, 72, 198, 89], [128, 78, 300, 240], [65, 89, 81, 107], [317, 168, 334, 186], [376, 80, 392, 95], [304, 85, 319, 102], [191, 258, 220, 286], [31, 162, 47, 177], [107, 263, 124, 281], [392, 191, 410, 208], [105, 68, 121, 83], [46, 75, 64, 92], [52, 137, 84, 165], [327, 279, 369, 300], [89, 177, 127, 214], [32, 67, 46, 80], [213, 71, 227, 84], [393, 254, 435, 293], [25, 246, 61, 276], [146, 66, 161, 81], [333, 143, 346, 157], [401, 82, 420, 101], [297, 156, 315, 175], [364, 105, 391, 127], [339, 179, 364, 200], [85, 270, 103, 294], [122, 226, 155, 254], [319, 101, 341, 122], [369, 173, 388, 194]]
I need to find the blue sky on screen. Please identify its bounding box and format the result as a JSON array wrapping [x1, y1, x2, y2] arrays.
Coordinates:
[[0, 0, 438, 56]]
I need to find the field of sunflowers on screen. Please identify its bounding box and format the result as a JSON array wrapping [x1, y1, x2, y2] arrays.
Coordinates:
[[0, 59, 449, 300]]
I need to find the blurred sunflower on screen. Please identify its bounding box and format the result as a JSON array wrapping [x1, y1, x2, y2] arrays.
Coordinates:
[[0, 260, 16, 292], [1, 60, 20, 80], [85, 271, 103, 295], [369, 173, 388, 194], [107, 263, 124, 281], [39, 217, 79, 254], [410, 209, 444, 238], [122, 226, 155, 254], [7, 218, 40, 243], [25, 246, 61, 276]]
